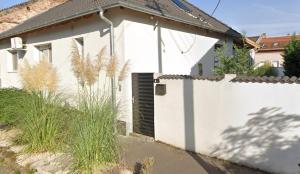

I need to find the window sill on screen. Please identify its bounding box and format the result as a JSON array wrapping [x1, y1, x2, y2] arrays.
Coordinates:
[[7, 71, 18, 74]]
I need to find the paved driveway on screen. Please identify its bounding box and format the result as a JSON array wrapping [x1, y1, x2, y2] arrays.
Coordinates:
[[120, 136, 269, 174]]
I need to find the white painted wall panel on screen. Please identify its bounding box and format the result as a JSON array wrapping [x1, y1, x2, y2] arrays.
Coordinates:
[[122, 9, 232, 133], [161, 28, 219, 75], [155, 75, 300, 174]]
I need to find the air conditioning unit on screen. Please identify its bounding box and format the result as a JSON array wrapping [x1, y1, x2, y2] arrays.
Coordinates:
[[11, 37, 23, 49]]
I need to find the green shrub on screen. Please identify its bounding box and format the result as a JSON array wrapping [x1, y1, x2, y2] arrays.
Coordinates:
[[18, 91, 69, 152], [0, 88, 30, 125], [214, 41, 280, 77], [70, 91, 119, 172], [214, 44, 253, 76], [252, 62, 278, 77], [283, 35, 300, 77]]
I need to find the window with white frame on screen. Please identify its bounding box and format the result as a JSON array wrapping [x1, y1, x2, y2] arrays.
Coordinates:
[[7, 50, 25, 72], [75, 37, 84, 57], [36, 44, 52, 63], [272, 61, 280, 67]]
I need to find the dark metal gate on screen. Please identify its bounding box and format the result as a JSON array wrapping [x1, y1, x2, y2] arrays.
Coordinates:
[[132, 73, 155, 137]]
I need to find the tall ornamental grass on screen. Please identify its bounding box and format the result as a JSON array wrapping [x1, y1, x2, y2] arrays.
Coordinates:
[[70, 41, 129, 172], [18, 92, 67, 152], [70, 92, 119, 172], [18, 58, 68, 152]]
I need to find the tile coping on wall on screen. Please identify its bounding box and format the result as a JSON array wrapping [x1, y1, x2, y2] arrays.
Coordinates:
[[158, 75, 224, 81], [232, 76, 300, 84], [158, 75, 300, 84]]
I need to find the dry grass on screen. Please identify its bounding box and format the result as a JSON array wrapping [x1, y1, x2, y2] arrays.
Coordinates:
[[83, 54, 98, 87], [19, 58, 58, 92], [71, 41, 85, 87], [71, 42, 111, 87], [46, 67, 59, 92], [70, 41, 130, 88], [118, 60, 130, 82], [106, 56, 118, 79], [95, 47, 107, 74]]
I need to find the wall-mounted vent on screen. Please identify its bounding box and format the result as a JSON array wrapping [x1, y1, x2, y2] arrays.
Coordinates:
[[171, 0, 192, 13], [11, 37, 23, 49]]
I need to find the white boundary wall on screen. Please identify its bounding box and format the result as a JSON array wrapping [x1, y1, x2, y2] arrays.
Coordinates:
[[154, 74, 300, 174]]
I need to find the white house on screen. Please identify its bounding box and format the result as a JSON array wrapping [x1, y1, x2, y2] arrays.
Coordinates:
[[0, 0, 241, 135], [249, 34, 300, 76]]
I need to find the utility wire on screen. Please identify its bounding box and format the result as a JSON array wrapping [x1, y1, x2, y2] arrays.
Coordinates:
[[202, 0, 221, 23], [211, 0, 221, 16]]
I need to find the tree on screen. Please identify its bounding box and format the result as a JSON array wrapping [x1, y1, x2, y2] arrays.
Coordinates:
[[214, 44, 253, 75], [214, 43, 278, 77], [283, 35, 300, 77]]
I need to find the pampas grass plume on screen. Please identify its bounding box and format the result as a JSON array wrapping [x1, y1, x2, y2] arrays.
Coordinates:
[[106, 56, 118, 79], [118, 60, 130, 82]]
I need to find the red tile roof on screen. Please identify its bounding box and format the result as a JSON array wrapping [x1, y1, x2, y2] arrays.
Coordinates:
[[258, 35, 300, 52]]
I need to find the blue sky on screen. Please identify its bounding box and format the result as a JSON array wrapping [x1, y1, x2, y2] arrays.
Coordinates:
[[1, 0, 300, 36], [190, 0, 300, 36], [0, 0, 27, 10]]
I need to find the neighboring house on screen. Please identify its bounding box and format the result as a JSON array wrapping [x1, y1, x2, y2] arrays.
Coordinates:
[[251, 33, 300, 76], [0, 0, 241, 135], [0, 0, 66, 33]]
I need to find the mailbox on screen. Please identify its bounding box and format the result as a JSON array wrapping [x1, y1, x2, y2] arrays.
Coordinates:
[[155, 84, 166, 96]]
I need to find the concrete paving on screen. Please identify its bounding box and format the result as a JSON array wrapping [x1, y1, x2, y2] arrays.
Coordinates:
[[120, 136, 269, 174]]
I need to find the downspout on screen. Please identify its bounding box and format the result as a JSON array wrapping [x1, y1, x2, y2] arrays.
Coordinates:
[[98, 6, 116, 107]]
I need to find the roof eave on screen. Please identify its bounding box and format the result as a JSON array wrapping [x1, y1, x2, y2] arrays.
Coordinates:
[[0, 1, 241, 40], [0, 3, 120, 40], [245, 38, 259, 49]]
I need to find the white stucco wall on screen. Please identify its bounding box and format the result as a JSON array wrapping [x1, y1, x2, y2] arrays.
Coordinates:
[[0, 8, 125, 92], [155, 75, 300, 174], [121, 9, 233, 133], [123, 9, 233, 76]]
